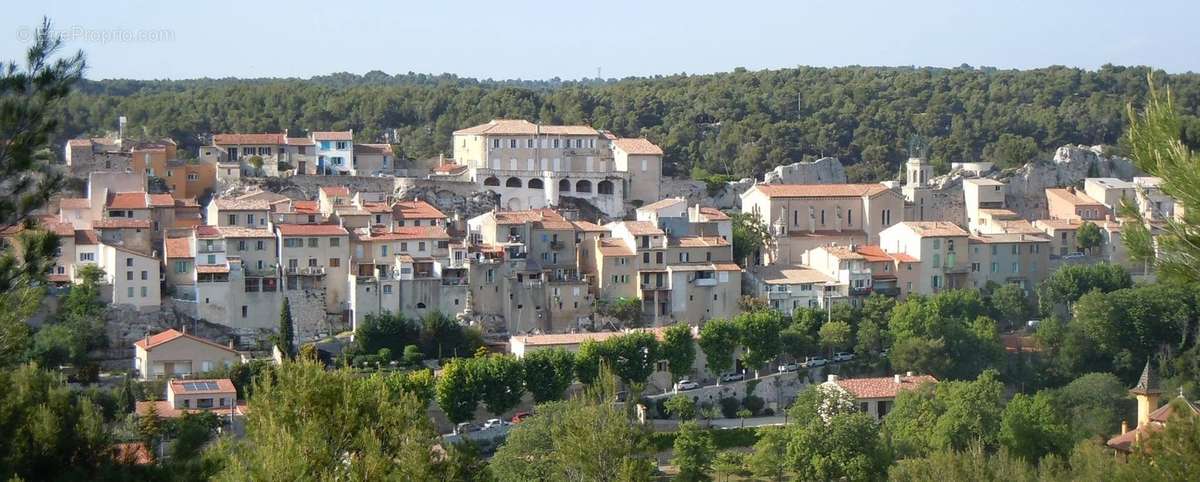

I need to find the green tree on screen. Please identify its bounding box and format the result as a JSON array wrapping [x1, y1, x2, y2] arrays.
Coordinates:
[[748, 427, 789, 481], [167, 410, 219, 461], [988, 283, 1030, 330], [521, 348, 575, 403], [664, 394, 696, 420], [596, 296, 643, 328], [574, 339, 608, 385], [402, 344, 423, 366], [999, 392, 1071, 461], [479, 355, 525, 416], [1036, 263, 1131, 315], [673, 421, 715, 481], [1050, 372, 1130, 442], [660, 323, 697, 383], [215, 361, 441, 480], [819, 320, 852, 354], [382, 368, 436, 407], [888, 290, 1003, 380], [419, 311, 482, 359], [698, 319, 740, 381], [356, 311, 419, 359], [735, 310, 785, 375], [276, 297, 294, 359], [731, 212, 770, 267], [1075, 221, 1103, 254], [436, 357, 482, 426], [885, 370, 1005, 456]]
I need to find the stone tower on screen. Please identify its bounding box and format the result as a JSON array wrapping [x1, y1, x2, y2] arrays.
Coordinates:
[[1130, 360, 1162, 429]]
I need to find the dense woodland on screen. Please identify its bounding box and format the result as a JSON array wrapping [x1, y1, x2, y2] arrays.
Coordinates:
[[62, 66, 1200, 181]]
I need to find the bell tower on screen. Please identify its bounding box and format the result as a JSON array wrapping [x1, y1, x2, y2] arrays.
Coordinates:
[[1130, 360, 1162, 429]]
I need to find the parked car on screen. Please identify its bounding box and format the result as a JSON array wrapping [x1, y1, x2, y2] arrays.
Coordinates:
[[482, 418, 508, 430], [801, 356, 828, 368], [720, 372, 745, 382], [778, 362, 802, 372], [455, 422, 480, 434], [675, 379, 700, 391], [511, 411, 531, 423], [832, 352, 855, 362]]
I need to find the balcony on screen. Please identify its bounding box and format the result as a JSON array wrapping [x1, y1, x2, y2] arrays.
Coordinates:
[[301, 266, 326, 276], [693, 277, 717, 287], [850, 286, 873, 296], [197, 243, 225, 254], [767, 291, 790, 300], [549, 240, 565, 250]]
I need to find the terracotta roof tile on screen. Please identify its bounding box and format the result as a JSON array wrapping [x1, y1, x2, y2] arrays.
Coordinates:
[[638, 197, 686, 212], [698, 207, 730, 221], [285, 137, 314, 146], [311, 131, 353, 141], [164, 237, 192, 258], [356, 226, 450, 241], [612, 138, 664, 155], [393, 200, 446, 220], [755, 265, 835, 285], [74, 229, 100, 245], [59, 197, 90, 209], [276, 224, 348, 236], [354, 143, 392, 155], [670, 236, 730, 248], [1046, 188, 1105, 207], [213, 133, 285, 145], [147, 193, 175, 208], [753, 183, 890, 198], [93, 218, 152, 229], [854, 245, 893, 263], [454, 119, 598, 136], [598, 239, 634, 256], [213, 198, 270, 211], [571, 220, 607, 232], [107, 192, 148, 210], [134, 329, 237, 353], [320, 186, 351, 197], [897, 221, 969, 237], [622, 221, 665, 236], [833, 374, 938, 399], [217, 227, 274, 238]]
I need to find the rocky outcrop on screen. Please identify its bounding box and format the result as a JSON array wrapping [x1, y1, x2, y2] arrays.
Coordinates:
[[394, 178, 501, 222], [999, 145, 1138, 219], [763, 157, 847, 185]]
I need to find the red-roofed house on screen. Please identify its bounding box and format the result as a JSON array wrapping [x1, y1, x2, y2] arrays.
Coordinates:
[[134, 329, 243, 380], [135, 378, 244, 419], [824, 372, 938, 419]]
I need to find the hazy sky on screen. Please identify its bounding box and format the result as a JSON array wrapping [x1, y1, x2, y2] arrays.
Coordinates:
[[3, 0, 1196, 81]]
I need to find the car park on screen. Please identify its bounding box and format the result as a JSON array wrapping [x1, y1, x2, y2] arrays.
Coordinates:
[[675, 379, 700, 391], [720, 372, 745, 382], [832, 352, 855, 362]]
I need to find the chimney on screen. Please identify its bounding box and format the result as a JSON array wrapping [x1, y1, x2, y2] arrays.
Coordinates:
[[894, 374, 902, 384], [1121, 420, 1128, 435], [827, 374, 838, 383]]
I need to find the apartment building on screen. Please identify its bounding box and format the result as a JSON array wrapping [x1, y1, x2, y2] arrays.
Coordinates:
[[276, 224, 351, 315], [1132, 177, 1174, 221], [452, 119, 663, 216], [1084, 178, 1137, 214], [206, 198, 271, 228], [805, 245, 872, 306], [855, 245, 917, 299], [967, 233, 1052, 292], [189, 226, 283, 330], [100, 243, 161, 307], [393, 200, 448, 227], [352, 143, 396, 176], [312, 131, 354, 175], [749, 265, 834, 313], [129, 141, 215, 199], [740, 183, 905, 265], [963, 178, 1007, 233], [136, 378, 244, 418], [346, 225, 465, 328], [1033, 218, 1085, 257], [879, 222, 971, 294], [163, 236, 194, 290], [270, 199, 323, 225], [1046, 187, 1107, 221], [206, 133, 317, 177]]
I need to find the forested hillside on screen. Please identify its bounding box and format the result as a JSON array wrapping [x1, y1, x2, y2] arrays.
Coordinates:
[[59, 65, 1200, 181]]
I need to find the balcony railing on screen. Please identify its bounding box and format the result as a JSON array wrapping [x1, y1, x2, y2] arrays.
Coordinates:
[[693, 277, 717, 287], [197, 244, 224, 254]]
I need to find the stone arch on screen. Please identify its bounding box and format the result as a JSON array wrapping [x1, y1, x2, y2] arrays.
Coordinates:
[[528, 178, 544, 189], [597, 180, 614, 195], [559, 179, 571, 192], [505, 177, 522, 188], [507, 197, 524, 211], [576, 179, 592, 193], [483, 176, 500, 186]]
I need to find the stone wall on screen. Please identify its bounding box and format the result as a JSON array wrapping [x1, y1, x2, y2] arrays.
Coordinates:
[[763, 156, 848, 185], [394, 177, 501, 222]]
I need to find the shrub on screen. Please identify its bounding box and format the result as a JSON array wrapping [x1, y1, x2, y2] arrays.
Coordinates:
[[742, 395, 765, 416], [720, 397, 740, 419]]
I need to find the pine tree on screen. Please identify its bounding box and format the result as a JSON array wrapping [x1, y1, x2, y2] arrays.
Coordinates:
[[277, 297, 295, 359]]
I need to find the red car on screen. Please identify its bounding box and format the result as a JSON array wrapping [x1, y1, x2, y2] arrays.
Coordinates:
[[511, 411, 532, 423]]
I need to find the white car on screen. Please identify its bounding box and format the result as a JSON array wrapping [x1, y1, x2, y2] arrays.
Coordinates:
[[482, 418, 508, 430], [778, 362, 802, 373], [801, 356, 828, 368], [720, 372, 745, 382], [832, 352, 855, 362], [675, 379, 701, 391]]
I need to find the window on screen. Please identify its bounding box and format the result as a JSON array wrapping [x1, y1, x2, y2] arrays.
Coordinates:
[[656, 252, 663, 264], [383, 285, 392, 294], [492, 139, 500, 148], [241, 306, 247, 318], [247, 214, 255, 225], [329, 237, 340, 247], [141, 270, 148, 280], [643, 252, 650, 264], [400, 242, 408, 252], [256, 240, 265, 251], [175, 261, 188, 273], [308, 238, 318, 248], [308, 258, 318, 267], [127, 287, 134, 298], [227, 214, 237, 225], [932, 239, 941, 250], [1012, 262, 1019, 273], [79, 252, 94, 262], [1011, 244, 1019, 255], [127, 271, 133, 281], [284, 238, 302, 248], [238, 240, 247, 251], [991, 262, 998, 273], [931, 275, 941, 288], [932, 254, 940, 266], [418, 241, 426, 251], [381, 245, 388, 256], [335, 141, 348, 150], [126, 257, 133, 267], [140, 286, 147, 297], [187, 173, 198, 181], [329, 258, 340, 267]]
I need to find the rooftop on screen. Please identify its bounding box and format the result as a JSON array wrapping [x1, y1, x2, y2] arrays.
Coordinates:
[[311, 131, 353, 141], [454, 119, 599, 136], [755, 265, 836, 285], [164, 237, 192, 258], [134, 329, 237, 354], [619, 220, 665, 236], [213, 198, 270, 211], [107, 192, 148, 210], [213, 133, 285, 145], [171, 378, 236, 395], [670, 236, 730, 248], [896, 221, 969, 237], [637, 197, 686, 212], [1046, 187, 1105, 207], [319, 186, 351, 197], [751, 183, 891, 198], [612, 138, 664, 155], [276, 223, 349, 237], [832, 374, 938, 400], [93, 218, 152, 229], [393, 200, 446, 220], [355, 226, 450, 241]]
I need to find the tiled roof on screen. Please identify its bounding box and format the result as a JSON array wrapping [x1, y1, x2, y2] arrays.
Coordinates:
[[285, 137, 314, 146], [968, 233, 1051, 244], [454, 119, 598, 136], [1132, 361, 1162, 395], [698, 207, 730, 221], [213, 133, 285, 145], [833, 374, 938, 400], [272, 199, 321, 215], [1046, 188, 1104, 207], [319, 186, 351, 197], [432, 163, 467, 175], [311, 131, 353, 141], [854, 245, 893, 263], [213, 198, 270, 211], [42, 221, 75, 237], [638, 197, 686, 212], [357, 226, 450, 241], [93, 218, 152, 229], [74, 229, 100, 245], [1033, 218, 1083, 230], [889, 252, 918, 263], [598, 239, 634, 256], [333, 206, 370, 216], [354, 143, 391, 155], [196, 264, 230, 274], [571, 220, 608, 232], [170, 378, 236, 395], [217, 227, 274, 238], [164, 237, 192, 258], [276, 224, 348, 236], [752, 183, 890, 198], [393, 200, 446, 220], [67, 138, 93, 147], [360, 202, 392, 214], [670, 236, 730, 248], [898, 221, 969, 237], [621, 220, 665, 236], [134, 329, 237, 353], [59, 197, 90, 209], [612, 138, 664, 155], [823, 245, 866, 260], [147, 193, 175, 208], [712, 262, 742, 271], [135, 400, 247, 419], [756, 265, 835, 285], [195, 225, 221, 238], [493, 209, 573, 229], [107, 192, 148, 210]]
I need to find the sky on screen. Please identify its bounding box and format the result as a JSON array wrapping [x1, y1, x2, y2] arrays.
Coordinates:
[[2, 0, 1197, 81]]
